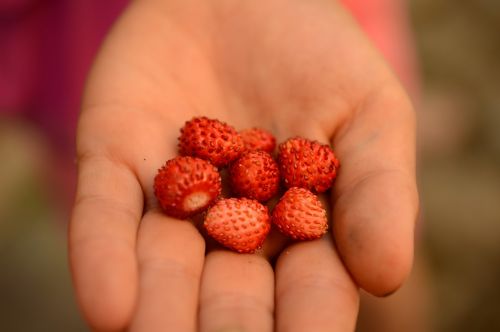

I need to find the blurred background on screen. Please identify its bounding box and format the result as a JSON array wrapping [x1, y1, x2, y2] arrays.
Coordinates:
[[1, 0, 499, 331]]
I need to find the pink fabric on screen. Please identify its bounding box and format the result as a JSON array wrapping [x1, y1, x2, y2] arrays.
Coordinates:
[[340, 0, 419, 95], [0, 0, 128, 155]]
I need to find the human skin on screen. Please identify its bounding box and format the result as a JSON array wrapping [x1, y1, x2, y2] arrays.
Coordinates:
[[69, 0, 418, 331]]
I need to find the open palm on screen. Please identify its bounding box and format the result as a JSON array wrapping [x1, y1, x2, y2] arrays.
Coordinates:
[[70, 0, 418, 331]]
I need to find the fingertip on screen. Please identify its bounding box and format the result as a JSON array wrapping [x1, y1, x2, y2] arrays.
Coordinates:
[[77, 276, 137, 332], [84, 294, 135, 332], [71, 242, 138, 332], [333, 172, 418, 297], [350, 237, 414, 297], [335, 221, 414, 297]]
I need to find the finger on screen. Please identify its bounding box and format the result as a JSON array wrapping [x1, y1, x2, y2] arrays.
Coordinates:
[[332, 87, 418, 296], [69, 155, 142, 331], [129, 210, 205, 332], [199, 251, 274, 332], [275, 236, 359, 332]]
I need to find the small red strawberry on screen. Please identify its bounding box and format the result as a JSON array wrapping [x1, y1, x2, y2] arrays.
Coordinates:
[[178, 117, 244, 167], [272, 187, 328, 240], [204, 198, 271, 253], [278, 137, 339, 193], [240, 128, 276, 153], [154, 156, 221, 219], [229, 150, 280, 202]]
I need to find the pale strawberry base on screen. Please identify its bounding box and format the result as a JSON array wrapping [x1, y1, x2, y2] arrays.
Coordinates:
[[183, 192, 211, 212]]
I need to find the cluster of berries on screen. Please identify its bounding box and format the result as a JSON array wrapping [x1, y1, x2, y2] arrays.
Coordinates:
[[154, 117, 339, 253]]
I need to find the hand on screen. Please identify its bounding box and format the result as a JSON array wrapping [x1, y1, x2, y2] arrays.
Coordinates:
[[69, 0, 418, 331]]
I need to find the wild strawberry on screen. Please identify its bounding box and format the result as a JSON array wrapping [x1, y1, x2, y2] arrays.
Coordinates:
[[154, 156, 221, 219], [277, 137, 339, 193], [178, 116, 244, 167], [204, 198, 271, 253], [240, 128, 276, 153], [229, 151, 280, 202], [272, 187, 328, 240]]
